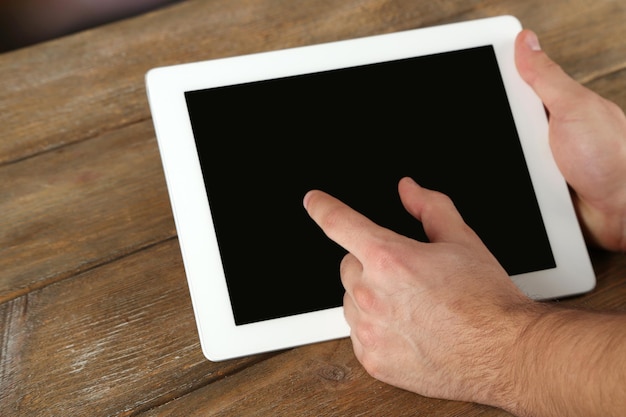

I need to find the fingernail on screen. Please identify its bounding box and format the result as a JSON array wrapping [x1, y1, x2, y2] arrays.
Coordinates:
[[303, 191, 312, 210], [526, 31, 541, 51]]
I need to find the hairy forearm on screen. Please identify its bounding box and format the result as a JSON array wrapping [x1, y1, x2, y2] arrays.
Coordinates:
[[505, 307, 626, 417]]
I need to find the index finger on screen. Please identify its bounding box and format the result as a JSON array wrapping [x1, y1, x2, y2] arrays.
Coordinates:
[[303, 189, 387, 260]]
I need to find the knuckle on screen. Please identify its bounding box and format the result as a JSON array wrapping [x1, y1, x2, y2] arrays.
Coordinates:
[[362, 237, 400, 271], [354, 321, 378, 349], [427, 190, 455, 211], [339, 253, 357, 275], [352, 284, 378, 313]]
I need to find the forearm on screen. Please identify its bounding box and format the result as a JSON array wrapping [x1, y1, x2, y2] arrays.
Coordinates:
[[505, 307, 626, 417]]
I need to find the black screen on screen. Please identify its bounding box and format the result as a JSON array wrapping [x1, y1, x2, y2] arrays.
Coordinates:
[[185, 45, 556, 325]]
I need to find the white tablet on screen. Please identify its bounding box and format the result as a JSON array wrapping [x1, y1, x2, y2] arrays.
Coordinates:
[[146, 15, 595, 361]]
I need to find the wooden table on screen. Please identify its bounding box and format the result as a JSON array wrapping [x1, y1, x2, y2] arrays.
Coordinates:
[[1, 1, 625, 415]]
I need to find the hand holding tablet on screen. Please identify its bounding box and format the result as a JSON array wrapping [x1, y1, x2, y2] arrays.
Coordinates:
[[145, 15, 595, 361]]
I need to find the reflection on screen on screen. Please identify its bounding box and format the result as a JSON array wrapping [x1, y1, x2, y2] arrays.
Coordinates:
[[185, 45, 556, 325]]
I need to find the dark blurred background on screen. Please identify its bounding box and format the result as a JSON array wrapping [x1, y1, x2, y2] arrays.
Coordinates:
[[0, 0, 184, 53]]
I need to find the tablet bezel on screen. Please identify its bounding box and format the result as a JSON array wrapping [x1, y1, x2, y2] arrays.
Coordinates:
[[146, 15, 595, 361]]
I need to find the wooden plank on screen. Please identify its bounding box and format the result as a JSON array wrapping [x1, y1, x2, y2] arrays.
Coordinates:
[[0, 120, 176, 302], [140, 337, 515, 417], [1, 0, 624, 165], [0, 239, 276, 416]]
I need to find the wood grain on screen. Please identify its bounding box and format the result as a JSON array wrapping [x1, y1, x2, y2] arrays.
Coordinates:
[[1, 0, 625, 416], [0, 239, 277, 416], [0, 121, 176, 303], [1, 0, 625, 163], [141, 338, 515, 417]]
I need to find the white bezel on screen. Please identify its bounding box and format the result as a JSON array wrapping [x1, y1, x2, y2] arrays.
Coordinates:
[[146, 15, 595, 361]]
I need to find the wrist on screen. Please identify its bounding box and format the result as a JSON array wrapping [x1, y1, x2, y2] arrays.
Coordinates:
[[503, 307, 626, 417], [487, 302, 552, 415]]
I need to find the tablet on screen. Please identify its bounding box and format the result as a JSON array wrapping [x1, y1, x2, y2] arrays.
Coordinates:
[[145, 15, 596, 361]]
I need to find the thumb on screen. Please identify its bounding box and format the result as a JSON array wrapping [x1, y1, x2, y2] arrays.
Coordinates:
[[514, 29, 591, 117], [397, 177, 481, 246]]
